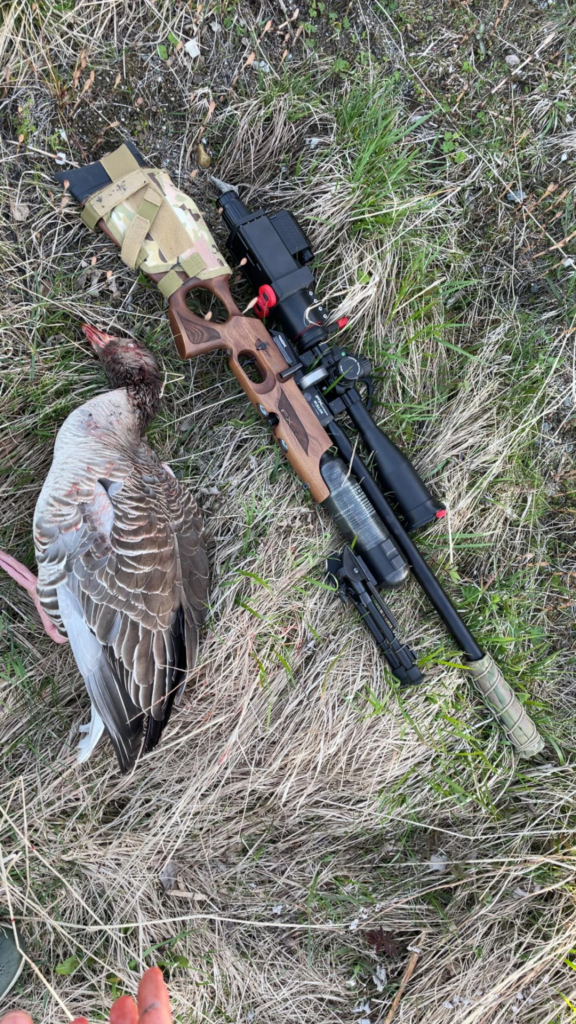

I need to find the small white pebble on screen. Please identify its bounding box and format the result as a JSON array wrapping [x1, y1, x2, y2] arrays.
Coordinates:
[[54, 152, 68, 165], [505, 53, 520, 66], [561, 152, 568, 161]]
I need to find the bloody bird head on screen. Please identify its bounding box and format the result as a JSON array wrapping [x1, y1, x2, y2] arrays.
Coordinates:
[[82, 324, 162, 428]]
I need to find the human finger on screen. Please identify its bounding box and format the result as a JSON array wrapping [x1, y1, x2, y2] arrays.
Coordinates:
[[110, 994, 138, 1024], [137, 967, 172, 1024], [0, 1013, 34, 1024]]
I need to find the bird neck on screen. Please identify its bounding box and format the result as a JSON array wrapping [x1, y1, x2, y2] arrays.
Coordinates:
[[126, 380, 162, 431]]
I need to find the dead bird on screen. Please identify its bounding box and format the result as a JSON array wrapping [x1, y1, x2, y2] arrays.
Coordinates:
[[0, 325, 208, 772]]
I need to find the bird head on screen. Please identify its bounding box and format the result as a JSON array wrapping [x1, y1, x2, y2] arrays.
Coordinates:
[[82, 325, 162, 426]]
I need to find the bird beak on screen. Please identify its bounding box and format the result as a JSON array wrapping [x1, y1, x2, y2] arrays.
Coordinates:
[[82, 324, 115, 349]]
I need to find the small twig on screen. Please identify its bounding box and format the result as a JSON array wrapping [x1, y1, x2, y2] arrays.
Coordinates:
[[457, 19, 478, 48], [383, 932, 426, 1024], [4, 138, 80, 167], [534, 227, 576, 258], [193, 99, 216, 145], [490, 0, 511, 34]]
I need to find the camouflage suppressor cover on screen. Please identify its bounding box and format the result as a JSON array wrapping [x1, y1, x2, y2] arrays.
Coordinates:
[[467, 654, 545, 758]]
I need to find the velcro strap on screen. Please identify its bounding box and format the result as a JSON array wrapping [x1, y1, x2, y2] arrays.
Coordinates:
[[80, 169, 149, 230], [81, 199, 105, 230], [157, 269, 185, 298], [137, 187, 163, 227], [120, 187, 163, 269], [100, 144, 141, 181], [180, 252, 207, 278], [157, 251, 208, 298]]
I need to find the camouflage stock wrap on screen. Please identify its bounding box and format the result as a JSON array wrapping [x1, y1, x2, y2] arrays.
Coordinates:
[[59, 142, 231, 298]]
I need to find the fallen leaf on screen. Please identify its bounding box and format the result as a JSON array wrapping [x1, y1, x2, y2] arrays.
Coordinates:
[[9, 200, 30, 222], [196, 142, 211, 168], [372, 964, 387, 992], [159, 860, 179, 891]]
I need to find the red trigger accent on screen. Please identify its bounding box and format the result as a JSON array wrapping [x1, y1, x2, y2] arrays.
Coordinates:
[[337, 316, 349, 329], [254, 284, 277, 319], [436, 509, 447, 519]]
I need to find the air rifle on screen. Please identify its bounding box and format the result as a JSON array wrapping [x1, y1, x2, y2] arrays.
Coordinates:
[[57, 142, 545, 757]]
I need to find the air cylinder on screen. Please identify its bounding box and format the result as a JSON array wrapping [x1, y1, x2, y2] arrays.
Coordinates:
[[320, 456, 409, 588]]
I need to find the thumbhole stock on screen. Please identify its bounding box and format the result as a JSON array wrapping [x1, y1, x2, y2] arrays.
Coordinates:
[[184, 288, 229, 324], [238, 352, 265, 384]]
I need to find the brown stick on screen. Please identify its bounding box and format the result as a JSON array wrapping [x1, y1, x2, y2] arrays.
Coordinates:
[[383, 932, 426, 1024]]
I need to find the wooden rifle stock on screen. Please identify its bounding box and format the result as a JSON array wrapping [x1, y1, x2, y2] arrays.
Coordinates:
[[165, 272, 332, 503]]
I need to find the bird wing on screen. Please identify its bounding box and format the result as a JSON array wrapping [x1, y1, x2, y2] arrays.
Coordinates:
[[35, 448, 208, 772]]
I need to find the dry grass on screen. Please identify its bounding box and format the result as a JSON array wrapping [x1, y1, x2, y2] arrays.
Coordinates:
[[1, 1, 576, 1021]]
